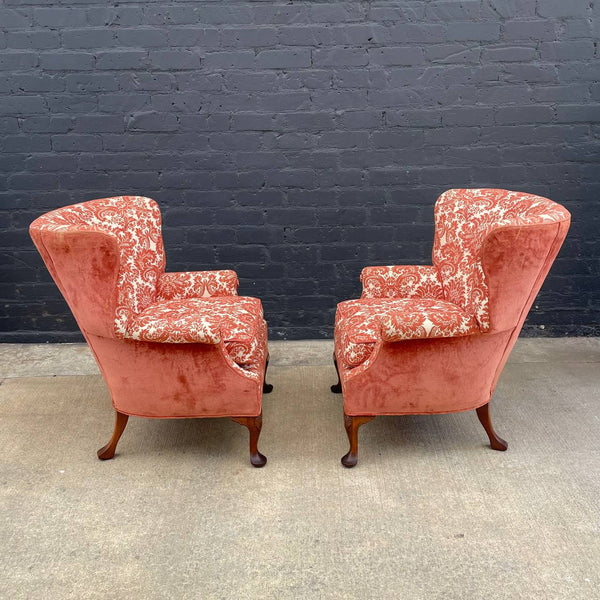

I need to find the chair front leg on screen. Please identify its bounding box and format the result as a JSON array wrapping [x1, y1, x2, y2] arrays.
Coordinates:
[[97, 410, 129, 460], [232, 413, 267, 467], [341, 413, 375, 468], [476, 403, 508, 451]]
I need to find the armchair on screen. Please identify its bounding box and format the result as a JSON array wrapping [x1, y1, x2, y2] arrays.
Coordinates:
[[30, 196, 272, 467], [332, 189, 570, 467]]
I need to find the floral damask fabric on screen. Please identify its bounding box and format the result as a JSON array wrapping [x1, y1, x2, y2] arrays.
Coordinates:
[[335, 298, 478, 368], [30, 196, 165, 337], [360, 265, 444, 300], [157, 270, 239, 300], [128, 296, 267, 378], [433, 188, 570, 331]]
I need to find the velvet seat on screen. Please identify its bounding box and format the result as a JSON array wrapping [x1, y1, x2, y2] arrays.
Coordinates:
[[30, 196, 272, 467], [332, 189, 570, 467]]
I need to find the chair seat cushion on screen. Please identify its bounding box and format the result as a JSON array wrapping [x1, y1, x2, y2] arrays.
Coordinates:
[[335, 298, 479, 368], [126, 296, 266, 368]]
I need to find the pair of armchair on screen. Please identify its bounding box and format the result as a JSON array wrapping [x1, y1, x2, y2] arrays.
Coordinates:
[[30, 189, 570, 468]]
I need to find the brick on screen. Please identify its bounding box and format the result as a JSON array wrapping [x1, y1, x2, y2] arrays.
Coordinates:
[[425, 44, 480, 64], [256, 49, 311, 69], [502, 64, 556, 83], [0, 8, 32, 28], [333, 69, 386, 89], [6, 30, 60, 50], [33, 8, 86, 27], [276, 25, 328, 46], [40, 52, 94, 71], [537, 0, 591, 18], [319, 131, 369, 149], [62, 28, 116, 49], [51, 134, 101, 152], [86, 7, 143, 27], [167, 27, 220, 47], [203, 51, 255, 69], [389, 23, 447, 43], [278, 112, 336, 131], [95, 50, 147, 70], [442, 107, 494, 126], [149, 50, 200, 70], [0, 96, 45, 114], [556, 105, 600, 123], [424, 127, 480, 146], [338, 110, 383, 129], [0, 118, 18, 133], [369, 47, 424, 66], [372, 130, 424, 148], [65, 73, 119, 93], [482, 46, 537, 62], [313, 48, 368, 67], [10, 74, 64, 93], [2, 135, 51, 152], [502, 20, 556, 41], [0, 52, 38, 70], [540, 41, 595, 61], [221, 27, 278, 47], [426, 1, 481, 20], [328, 24, 388, 45], [21, 116, 71, 134], [143, 5, 198, 25], [126, 112, 177, 132], [309, 3, 364, 23], [447, 22, 500, 41], [387, 109, 441, 127], [495, 105, 554, 124], [115, 28, 168, 48]]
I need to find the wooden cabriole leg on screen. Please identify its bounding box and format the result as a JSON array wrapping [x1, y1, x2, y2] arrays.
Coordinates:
[[97, 410, 129, 460], [341, 413, 375, 468], [476, 403, 508, 451], [263, 355, 273, 394], [331, 354, 342, 394], [232, 413, 267, 468]]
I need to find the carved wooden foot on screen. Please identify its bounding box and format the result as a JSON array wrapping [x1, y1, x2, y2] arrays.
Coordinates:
[[341, 414, 375, 468], [232, 413, 267, 467], [331, 354, 342, 394], [263, 355, 273, 394], [476, 403, 508, 451], [97, 410, 129, 460]]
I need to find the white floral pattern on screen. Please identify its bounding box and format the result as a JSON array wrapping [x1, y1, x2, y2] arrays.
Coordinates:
[[361, 265, 444, 299], [157, 270, 239, 300]]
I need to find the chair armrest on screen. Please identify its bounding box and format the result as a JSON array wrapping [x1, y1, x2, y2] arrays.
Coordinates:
[[360, 265, 444, 299], [156, 270, 239, 301]]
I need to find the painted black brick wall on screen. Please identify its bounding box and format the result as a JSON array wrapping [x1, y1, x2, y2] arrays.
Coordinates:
[[1, 0, 599, 341]]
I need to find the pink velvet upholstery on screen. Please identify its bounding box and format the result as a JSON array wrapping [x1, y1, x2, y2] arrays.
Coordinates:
[[30, 196, 269, 426], [334, 189, 570, 421]]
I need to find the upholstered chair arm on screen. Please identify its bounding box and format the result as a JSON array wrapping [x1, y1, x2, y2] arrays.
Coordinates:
[[360, 265, 444, 299], [156, 270, 239, 301]]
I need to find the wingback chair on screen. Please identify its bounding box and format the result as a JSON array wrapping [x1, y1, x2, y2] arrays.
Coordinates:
[[30, 196, 272, 467], [332, 189, 570, 467]]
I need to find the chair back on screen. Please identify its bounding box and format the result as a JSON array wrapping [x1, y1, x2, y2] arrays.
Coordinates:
[[433, 189, 570, 332], [30, 196, 165, 338]]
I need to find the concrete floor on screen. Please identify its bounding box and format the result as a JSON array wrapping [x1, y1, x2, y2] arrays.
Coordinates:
[[1, 338, 599, 599]]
